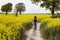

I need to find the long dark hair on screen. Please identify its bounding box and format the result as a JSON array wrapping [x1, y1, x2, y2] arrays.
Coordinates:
[[34, 16, 37, 22]]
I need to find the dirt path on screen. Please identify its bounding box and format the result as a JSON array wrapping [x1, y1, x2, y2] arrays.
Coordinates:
[[25, 23, 44, 40]]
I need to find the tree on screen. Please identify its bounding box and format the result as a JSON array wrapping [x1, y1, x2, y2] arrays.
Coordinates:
[[15, 3, 26, 16], [31, 0, 60, 16], [1, 3, 12, 15]]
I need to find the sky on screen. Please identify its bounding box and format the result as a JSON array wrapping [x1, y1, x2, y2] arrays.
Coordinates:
[[0, 0, 59, 13]]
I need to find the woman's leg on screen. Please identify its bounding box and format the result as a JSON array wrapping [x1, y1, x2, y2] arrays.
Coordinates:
[[34, 22, 37, 30]]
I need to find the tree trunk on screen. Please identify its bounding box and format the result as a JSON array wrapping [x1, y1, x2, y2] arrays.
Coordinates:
[[52, 4, 54, 17], [6, 12, 8, 15], [20, 11, 21, 14], [16, 11, 18, 17], [52, 9, 54, 17]]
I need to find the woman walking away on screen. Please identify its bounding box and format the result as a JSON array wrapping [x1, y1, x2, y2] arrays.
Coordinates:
[[34, 16, 37, 30]]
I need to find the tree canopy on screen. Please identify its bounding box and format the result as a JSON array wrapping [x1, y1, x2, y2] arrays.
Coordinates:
[[15, 3, 26, 16], [31, 0, 60, 16], [1, 3, 12, 15]]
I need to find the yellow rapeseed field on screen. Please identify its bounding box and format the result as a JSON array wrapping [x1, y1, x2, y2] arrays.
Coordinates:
[[41, 18, 60, 29], [0, 14, 60, 40], [40, 14, 60, 40], [0, 14, 51, 40]]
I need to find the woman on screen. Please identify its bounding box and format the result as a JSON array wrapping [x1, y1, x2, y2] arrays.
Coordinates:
[[34, 16, 37, 30]]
